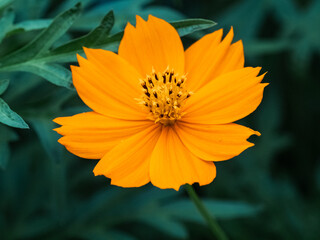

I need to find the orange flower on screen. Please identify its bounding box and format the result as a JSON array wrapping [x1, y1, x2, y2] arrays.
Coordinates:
[[53, 15, 267, 190]]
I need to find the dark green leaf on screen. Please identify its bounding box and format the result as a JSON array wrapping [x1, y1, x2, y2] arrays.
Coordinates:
[[0, 124, 18, 142], [0, 124, 18, 172], [29, 118, 62, 163], [171, 18, 217, 37], [9, 216, 56, 239], [0, 79, 10, 95], [138, 215, 187, 238], [72, 229, 138, 240], [0, 3, 81, 66], [0, 143, 9, 170], [0, 8, 14, 43], [0, 97, 29, 129]]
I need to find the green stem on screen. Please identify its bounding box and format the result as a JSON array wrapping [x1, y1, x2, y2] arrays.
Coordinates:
[[185, 184, 229, 240]]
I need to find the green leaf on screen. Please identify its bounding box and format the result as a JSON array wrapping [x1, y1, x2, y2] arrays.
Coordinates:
[[7, 19, 52, 36], [0, 97, 29, 129], [53, 0, 91, 16], [171, 18, 217, 37], [19, 63, 72, 88], [52, 10, 114, 54], [0, 3, 82, 66], [0, 79, 10, 95], [0, 8, 14, 43], [0, 0, 12, 10], [164, 199, 262, 223]]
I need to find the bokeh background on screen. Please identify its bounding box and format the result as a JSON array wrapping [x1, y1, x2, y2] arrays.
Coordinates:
[[0, 0, 319, 239]]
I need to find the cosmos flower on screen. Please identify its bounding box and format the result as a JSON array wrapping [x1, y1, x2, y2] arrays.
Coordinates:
[[54, 15, 267, 190]]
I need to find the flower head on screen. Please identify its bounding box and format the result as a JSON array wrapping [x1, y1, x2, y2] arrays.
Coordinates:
[[53, 15, 267, 190]]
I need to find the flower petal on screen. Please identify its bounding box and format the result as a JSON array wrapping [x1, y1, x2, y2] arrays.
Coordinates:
[[185, 28, 244, 92], [176, 122, 260, 161], [150, 127, 216, 191], [53, 112, 153, 159], [182, 67, 267, 124], [93, 124, 161, 188], [118, 15, 185, 76], [72, 49, 146, 120]]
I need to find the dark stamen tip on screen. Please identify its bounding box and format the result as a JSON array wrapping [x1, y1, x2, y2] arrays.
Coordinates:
[[162, 75, 166, 83], [169, 72, 173, 82]]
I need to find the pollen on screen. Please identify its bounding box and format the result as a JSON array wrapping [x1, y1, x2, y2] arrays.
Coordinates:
[[136, 68, 193, 126]]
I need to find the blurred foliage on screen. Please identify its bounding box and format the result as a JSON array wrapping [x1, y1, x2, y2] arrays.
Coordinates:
[[0, 0, 319, 239]]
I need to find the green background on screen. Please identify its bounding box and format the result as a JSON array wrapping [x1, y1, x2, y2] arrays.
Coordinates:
[[0, 0, 319, 239]]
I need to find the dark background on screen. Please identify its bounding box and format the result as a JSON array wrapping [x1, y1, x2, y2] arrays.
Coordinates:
[[0, 0, 319, 239]]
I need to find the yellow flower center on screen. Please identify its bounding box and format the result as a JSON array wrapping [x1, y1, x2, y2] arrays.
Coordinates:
[[137, 68, 193, 126]]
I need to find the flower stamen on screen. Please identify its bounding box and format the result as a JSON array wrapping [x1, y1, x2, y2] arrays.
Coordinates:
[[137, 68, 193, 126]]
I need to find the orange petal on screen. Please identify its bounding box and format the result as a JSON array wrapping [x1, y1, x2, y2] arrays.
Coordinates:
[[53, 112, 153, 159], [72, 49, 146, 120], [185, 28, 244, 92], [176, 122, 260, 161], [182, 67, 268, 124], [150, 127, 216, 191], [93, 124, 161, 188], [118, 15, 185, 77]]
